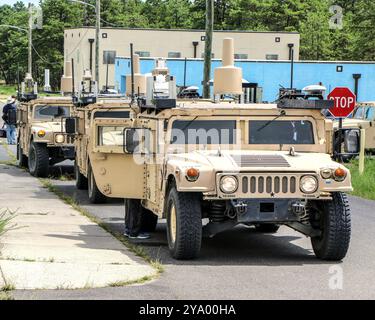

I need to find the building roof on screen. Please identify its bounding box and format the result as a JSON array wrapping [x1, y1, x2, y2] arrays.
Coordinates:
[[64, 26, 300, 35]]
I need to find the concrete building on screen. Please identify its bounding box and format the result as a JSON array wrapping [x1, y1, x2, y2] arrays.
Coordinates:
[[115, 58, 375, 102], [63, 27, 300, 90]]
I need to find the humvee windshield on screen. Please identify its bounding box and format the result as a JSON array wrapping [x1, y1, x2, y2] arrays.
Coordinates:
[[170, 119, 314, 145], [353, 106, 375, 121], [34, 105, 70, 120], [249, 120, 314, 145]]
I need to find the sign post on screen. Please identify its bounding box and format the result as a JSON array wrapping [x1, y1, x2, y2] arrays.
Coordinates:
[[327, 87, 357, 161]]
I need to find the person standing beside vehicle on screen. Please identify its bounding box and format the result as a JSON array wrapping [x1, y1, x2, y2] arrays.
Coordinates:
[[2, 96, 17, 145]]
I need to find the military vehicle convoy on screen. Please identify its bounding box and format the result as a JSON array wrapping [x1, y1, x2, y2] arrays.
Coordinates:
[[17, 96, 75, 177], [66, 39, 353, 261]]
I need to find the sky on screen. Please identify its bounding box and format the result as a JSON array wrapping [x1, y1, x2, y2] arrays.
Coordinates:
[[0, 0, 40, 6]]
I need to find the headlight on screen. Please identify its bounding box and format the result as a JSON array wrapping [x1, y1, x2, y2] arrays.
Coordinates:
[[37, 130, 46, 138], [300, 175, 318, 194], [55, 134, 65, 144], [220, 176, 238, 194], [320, 168, 332, 179]]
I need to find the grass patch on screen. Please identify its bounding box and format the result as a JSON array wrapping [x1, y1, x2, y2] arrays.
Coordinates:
[[109, 275, 154, 287], [55, 174, 74, 182], [0, 292, 14, 300], [346, 157, 375, 200], [0, 142, 17, 166], [0, 209, 16, 238], [0, 85, 17, 97], [39, 179, 164, 284], [1, 283, 15, 292]]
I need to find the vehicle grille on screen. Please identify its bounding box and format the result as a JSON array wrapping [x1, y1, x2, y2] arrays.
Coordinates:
[[232, 155, 290, 168], [66, 135, 75, 144], [241, 175, 297, 195]]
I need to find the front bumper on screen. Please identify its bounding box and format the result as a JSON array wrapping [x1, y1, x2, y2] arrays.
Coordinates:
[[233, 199, 302, 223]]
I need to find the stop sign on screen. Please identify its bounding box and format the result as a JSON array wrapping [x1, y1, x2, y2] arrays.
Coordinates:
[[328, 87, 356, 118]]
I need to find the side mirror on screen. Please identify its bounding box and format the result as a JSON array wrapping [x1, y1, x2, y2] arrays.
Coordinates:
[[344, 129, 360, 154], [123, 128, 140, 154], [65, 117, 77, 135]]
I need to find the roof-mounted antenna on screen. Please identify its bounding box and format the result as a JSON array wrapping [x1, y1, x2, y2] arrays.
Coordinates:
[[130, 43, 135, 103], [71, 58, 75, 101]]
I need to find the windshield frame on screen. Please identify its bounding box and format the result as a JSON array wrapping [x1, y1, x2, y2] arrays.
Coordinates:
[[165, 115, 320, 153]]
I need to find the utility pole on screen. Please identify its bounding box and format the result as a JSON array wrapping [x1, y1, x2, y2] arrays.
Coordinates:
[[28, 3, 33, 77], [203, 0, 214, 99], [95, 0, 100, 89]]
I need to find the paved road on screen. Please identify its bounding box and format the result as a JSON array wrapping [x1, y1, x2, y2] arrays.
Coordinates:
[[0, 104, 374, 299], [11, 170, 375, 299]]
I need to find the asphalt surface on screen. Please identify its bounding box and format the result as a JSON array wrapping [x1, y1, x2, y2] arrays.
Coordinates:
[[1, 102, 375, 300]]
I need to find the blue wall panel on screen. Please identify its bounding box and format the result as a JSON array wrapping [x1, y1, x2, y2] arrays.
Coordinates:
[[115, 58, 375, 102]]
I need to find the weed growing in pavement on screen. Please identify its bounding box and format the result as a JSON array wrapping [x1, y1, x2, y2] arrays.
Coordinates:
[[0, 209, 17, 237], [109, 275, 154, 287]]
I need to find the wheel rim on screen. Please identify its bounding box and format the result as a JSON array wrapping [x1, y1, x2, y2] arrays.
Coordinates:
[[170, 203, 177, 244]]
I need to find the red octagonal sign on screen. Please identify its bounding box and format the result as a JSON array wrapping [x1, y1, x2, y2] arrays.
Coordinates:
[[328, 87, 357, 118]]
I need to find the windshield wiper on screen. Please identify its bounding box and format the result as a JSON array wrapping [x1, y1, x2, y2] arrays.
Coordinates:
[[257, 110, 286, 132], [180, 116, 198, 132]]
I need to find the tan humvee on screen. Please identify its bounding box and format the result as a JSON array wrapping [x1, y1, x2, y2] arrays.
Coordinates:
[[70, 99, 135, 203], [68, 99, 353, 261], [17, 96, 75, 177], [337, 102, 375, 150]]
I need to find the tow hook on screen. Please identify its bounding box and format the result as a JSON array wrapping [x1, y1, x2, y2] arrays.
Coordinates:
[[231, 200, 248, 215], [291, 201, 306, 215]]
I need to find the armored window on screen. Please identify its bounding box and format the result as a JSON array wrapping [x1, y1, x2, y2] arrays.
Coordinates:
[[34, 105, 70, 120], [249, 120, 314, 145], [353, 107, 366, 119], [168, 52, 181, 58], [171, 120, 236, 144], [135, 51, 150, 58], [266, 54, 279, 60], [234, 54, 248, 60], [98, 126, 125, 146], [366, 107, 375, 121]]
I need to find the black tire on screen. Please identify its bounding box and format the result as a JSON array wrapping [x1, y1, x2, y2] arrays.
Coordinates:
[[28, 142, 49, 177], [124, 199, 158, 233], [87, 163, 107, 204], [17, 142, 28, 168], [75, 161, 88, 190], [311, 192, 351, 261], [166, 184, 202, 260], [255, 224, 280, 233]]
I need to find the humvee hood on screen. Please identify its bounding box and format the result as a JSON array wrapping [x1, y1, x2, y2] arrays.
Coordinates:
[[334, 119, 370, 129], [168, 150, 341, 173]]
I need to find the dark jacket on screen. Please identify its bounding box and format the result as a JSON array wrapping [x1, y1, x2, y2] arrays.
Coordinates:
[[2, 103, 17, 125]]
